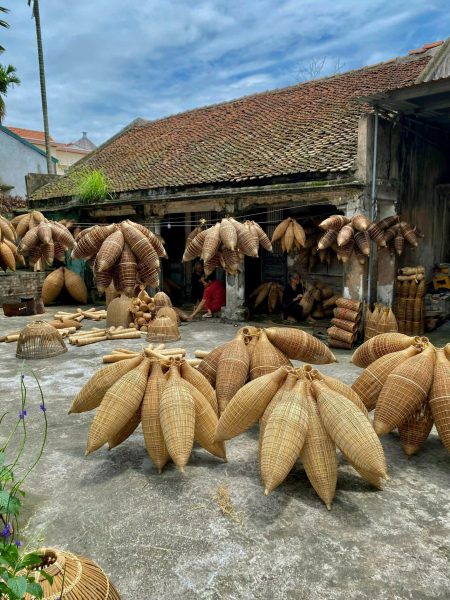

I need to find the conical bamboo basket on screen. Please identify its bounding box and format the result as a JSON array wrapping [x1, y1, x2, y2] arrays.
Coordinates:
[[261, 379, 309, 495], [159, 365, 195, 471], [219, 218, 237, 250], [299, 382, 337, 510], [107, 293, 132, 328], [141, 360, 169, 472], [180, 360, 218, 416], [42, 267, 65, 305], [156, 306, 180, 325], [259, 372, 299, 452], [108, 407, 141, 449], [196, 342, 229, 386], [398, 402, 433, 456], [216, 332, 250, 413], [96, 229, 124, 272], [320, 215, 350, 231], [265, 327, 336, 364], [429, 349, 450, 452], [374, 345, 436, 435], [64, 268, 88, 304], [352, 333, 416, 368], [249, 330, 291, 380], [153, 291, 172, 310], [319, 373, 368, 416], [182, 229, 207, 261]]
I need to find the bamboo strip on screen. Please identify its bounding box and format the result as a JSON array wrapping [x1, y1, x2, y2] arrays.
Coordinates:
[[194, 350, 209, 358]]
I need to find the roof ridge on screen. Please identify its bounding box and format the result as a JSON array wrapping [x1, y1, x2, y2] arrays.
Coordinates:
[[139, 49, 432, 130]]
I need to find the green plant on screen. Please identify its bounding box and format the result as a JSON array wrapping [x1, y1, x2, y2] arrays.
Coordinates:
[[0, 369, 51, 599], [73, 169, 110, 204]]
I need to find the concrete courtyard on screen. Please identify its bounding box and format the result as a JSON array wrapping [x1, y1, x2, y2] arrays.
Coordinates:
[[0, 308, 449, 600]]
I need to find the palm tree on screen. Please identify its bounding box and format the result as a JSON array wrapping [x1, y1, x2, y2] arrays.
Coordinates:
[[0, 7, 9, 53], [28, 0, 53, 173], [0, 63, 20, 123]]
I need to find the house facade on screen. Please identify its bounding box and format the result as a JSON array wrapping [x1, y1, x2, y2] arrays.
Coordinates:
[[29, 41, 450, 318], [0, 125, 58, 197], [6, 128, 96, 174]]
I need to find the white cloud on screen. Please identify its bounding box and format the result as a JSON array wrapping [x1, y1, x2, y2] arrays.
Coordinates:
[[1, 0, 449, 145]]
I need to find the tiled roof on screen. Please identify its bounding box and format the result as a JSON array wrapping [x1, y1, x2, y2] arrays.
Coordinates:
[[7, 127, 56, 144], [31, 50, 433, 201]]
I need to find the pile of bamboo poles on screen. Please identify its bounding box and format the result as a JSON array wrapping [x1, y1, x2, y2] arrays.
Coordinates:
[[0, 326, 78, 343], [102, 344, 201, 366], [327, 298, 362, 349], [69, 326, 143, 346], [53, 307, 107, 322]]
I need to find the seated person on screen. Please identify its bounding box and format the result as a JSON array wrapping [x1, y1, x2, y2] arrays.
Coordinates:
[[282, 272, 305, 322], [187, 274, 226, 319]]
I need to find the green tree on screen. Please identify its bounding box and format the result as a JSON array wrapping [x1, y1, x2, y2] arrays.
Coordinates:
[[0, 7, 9, 52], [28, 0, 53, 174], [0, 63, 20, 123]]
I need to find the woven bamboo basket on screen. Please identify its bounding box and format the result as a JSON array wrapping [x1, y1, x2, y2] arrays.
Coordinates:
[[141, 360, 169, 472], [107, 293, 132, 328], [196, 342, 229, 386], [160, 365, 195, 471], [299, 382, 337, 509], [219, 218, 237, 250], [320, 215, 350, 231], [398, 403, 433, 456], [378, 215, 399, 230], [42, 267, 65, 305], [429, 349, 450, 452], [259, 372, 299, 452], [328, 337, 353, 350], [72, 224, 116, 259], [351, 333, 416, 368], [146, 316, 180, 342], [374, 345, 435, 435], [317, 229, 338, 250], [261, 379, 309, 494], [367, 222, 385, 246], [364, 306, 376, 341], [153, 291, 172, 310], [336, 224, 354, 247], [351, 345, 419, 410], [333, 307, 359, 323], [156, 306, 180, 325], [180, 359, 218, 416], [86, 358, 151, 454], [336, 297, 361, 312], [271, 218, 291, 242], [215, 366, 288, 441], [64, 268, 88, 304], [327, 326, 355, 345], [319, 373, 368, 416], [96, 229, 124, 272], [351, 214, 371, 231], [202, 223, 221, 262], [354, 230, 370, 256], [16, 321, 67, 359], [265, 327, 336, 364], [117, 243, 137, 296], [182, 229, 207, 262], [23, 548, 121, 599], [216, 332, 250, 413], [312, 379, 386, 478], [249, 330, 291, 380], [70, 355, 144, 414], [108, 407, 141, 449], [105, 282, 120, 307], [121, 222, 159, 271]]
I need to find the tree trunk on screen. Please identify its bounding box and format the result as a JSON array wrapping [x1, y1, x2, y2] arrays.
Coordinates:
[[32, 0, 53, 174]]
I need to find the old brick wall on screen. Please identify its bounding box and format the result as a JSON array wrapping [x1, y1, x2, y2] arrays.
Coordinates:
[[0, 271, 46, 303]]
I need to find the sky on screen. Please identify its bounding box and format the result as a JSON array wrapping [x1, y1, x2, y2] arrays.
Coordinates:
[[1, 0, 449, 146]]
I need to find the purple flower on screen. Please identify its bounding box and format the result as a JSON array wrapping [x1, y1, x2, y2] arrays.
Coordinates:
[[18, 410, 27, 420], [39, 403, 46, 413], [1, 524, 11, 537], [14, 540, 21, 547]]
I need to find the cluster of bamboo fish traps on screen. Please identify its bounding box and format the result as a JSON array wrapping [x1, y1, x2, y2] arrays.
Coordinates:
[[58, 218, 82, 239], [301, 280, 338, 319], [327, 297, 361, 349], [71, 220, 167, 294], [68, 326, 142, 346], [16, 320, 68, 359], [382, 220, 424, 256], [41, 266, 88, 305], [23, 547, 121, 599], [182, 217, 272, 276], [71, 351, 225, 472], [271, 217, 306, 253], [249, 281, 284, 313], [352, 336, 450, 455], [11, 210, 75, 270], [0, 215, 26, 271], [214, 364, 386, 508], [364, 304, 398, 340], [196, 326, 336, 414], [394, 266, 426, 335]]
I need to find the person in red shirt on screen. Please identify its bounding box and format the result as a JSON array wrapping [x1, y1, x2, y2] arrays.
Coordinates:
[[187, 274, 226, 320]]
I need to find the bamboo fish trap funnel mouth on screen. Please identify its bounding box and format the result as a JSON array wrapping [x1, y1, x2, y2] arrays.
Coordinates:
[[146, 316, 180, 342], [16, 321, 67, 359], [24, 548, 121, 599]]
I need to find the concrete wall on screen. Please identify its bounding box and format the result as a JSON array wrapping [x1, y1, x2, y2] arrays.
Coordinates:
[[0, 271, 46, 303], [0, 130, 49, 197]]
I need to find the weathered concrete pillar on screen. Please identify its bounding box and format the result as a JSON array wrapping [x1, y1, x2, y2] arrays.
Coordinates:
[[376, 204, 396, 306], [221, 265, 246, 322]]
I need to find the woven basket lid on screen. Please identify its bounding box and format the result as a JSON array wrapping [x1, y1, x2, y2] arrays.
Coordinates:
[[16, 321, 67, 359], [153, 291, 172, 310], [156, 306, 180, 325], [24, 548, 120, 599], [146, 315, 180, 342]]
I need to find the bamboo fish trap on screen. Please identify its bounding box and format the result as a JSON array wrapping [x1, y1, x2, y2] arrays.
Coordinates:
[[16, 321, 67, 359]]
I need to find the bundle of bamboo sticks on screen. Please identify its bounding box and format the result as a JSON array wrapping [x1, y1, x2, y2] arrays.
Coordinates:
[[102, 344, 201, 366], [53, 307, 107, 322], [68, 326, 143, 346]]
